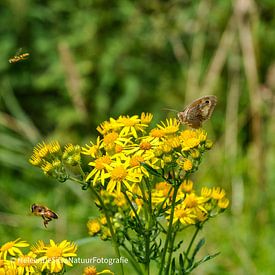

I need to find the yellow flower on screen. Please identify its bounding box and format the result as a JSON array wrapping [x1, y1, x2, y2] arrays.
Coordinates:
[[14, 252, 37, 274], [34, 142, 49, 158], [41, 161, 54, 175], [167, 205, 196, 225], [37, 240, 77, 273], [180, 180, 193, 193], [0, 239, 29, 260], [30, 240, 45, 254], [87, 219, 101, 236], [180, 129, 207, 151], [140, 112, 153, 125], [103, 132, 119, 149], [113, 191, 127, 207], [86, 155, 112, 185], [29, 154, 42, 166], [104, 158, 142, 193], [218, 198, 230, 209], [183, 193, 208, 213], [149, 128, 166, 141], [201, 187, 212, 197], [48, 141, 61, 154], [83, 265, 114, 275], [212, 187, 226, 200], [117, 115, 148, 138], [157, 118, 179, 135], [124, 136, 161, 160], [183, 159, 192, 171], [0, 260, 17, 275], [82, 137, 101, 157]]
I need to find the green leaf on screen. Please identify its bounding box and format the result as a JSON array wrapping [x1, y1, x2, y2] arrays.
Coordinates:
[[171, 258, 176, 275], [191, 238, 205, 261], [140, 162, 161, 177], [185, 252, 220, 273]]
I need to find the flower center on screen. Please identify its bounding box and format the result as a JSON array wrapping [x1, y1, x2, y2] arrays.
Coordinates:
[[111, 166, 127, 181], [184, 195, 198, 208], [176, 208, 188, 219], [95, 156, 112, 170], [46, 247, 62, 258], [139, 141, 151, 150], [16, 256, 34, 267], [130, 156, 144, 167], [150, 129, 165, 138], [103, 132, 118, 145]]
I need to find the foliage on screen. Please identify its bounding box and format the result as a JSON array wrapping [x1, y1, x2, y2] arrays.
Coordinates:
[[0, 0, 275, 274]]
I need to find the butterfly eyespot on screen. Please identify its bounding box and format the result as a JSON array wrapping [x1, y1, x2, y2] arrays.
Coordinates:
[[205, 100, 210, 104]]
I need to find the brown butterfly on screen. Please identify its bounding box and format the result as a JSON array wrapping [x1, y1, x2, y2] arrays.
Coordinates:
[[177, 95, 217, 128]]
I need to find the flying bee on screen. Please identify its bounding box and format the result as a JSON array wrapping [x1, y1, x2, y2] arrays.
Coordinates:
[[31, 204, 58, 228], [9, 48, 30, 63]]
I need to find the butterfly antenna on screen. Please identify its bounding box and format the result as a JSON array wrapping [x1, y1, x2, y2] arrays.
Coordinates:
[[162, 108, 179, 113]]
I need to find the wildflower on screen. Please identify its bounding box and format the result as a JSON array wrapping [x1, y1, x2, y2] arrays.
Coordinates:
[[0, 239, 29, 260], [167, 205, 196, 225], [201, 187, 212, 198], [183, 159, 193, 171], [30, 240, 45, 254], [82, 137, 101, 158], [149, 128, 165, 141], [218, 198, 230, 209], [34, 142, 49, 158], [113, 191, 127, 207], [87, 219, 101, 236], [140, 112, 153, 124], [83, 265, 114, 275], [37, 240, 77, 273], [86, 155, 112, 185], [104, 158, 142, 193], [117, 115, 148, 138], [29, 154, 41, 166], [205, 140, 213, 149], [102, 132, 119, 151], [212, 187, 226, 200], [48, 141, 61, 153], [180, 180, 193, 193], [14, 252, 37, 274], [41, 161, 54, 175], [183, 193, 208, 213], [157, 118, 179, 135]]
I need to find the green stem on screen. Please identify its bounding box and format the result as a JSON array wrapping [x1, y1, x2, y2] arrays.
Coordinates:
[[88, 185, 125, 275], [165, 230, 177, 274], [158, 184, 180, 275], [183, 225, 200, 268], [122, 244, 144, 274], [122, 190, 142, 227]]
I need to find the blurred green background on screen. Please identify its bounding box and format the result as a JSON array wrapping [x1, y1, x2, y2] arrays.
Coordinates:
[[1, 0, 275, 274]]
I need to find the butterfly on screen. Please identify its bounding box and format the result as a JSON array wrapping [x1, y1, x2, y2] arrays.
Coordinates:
[[177, 95, 217, 128]]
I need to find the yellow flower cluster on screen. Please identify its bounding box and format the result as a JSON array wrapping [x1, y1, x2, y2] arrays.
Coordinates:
[[29, 141, 81, 181], [0, 238, 77, 274], [152, 181, 229, 225], [82, 113, 210, 193]]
